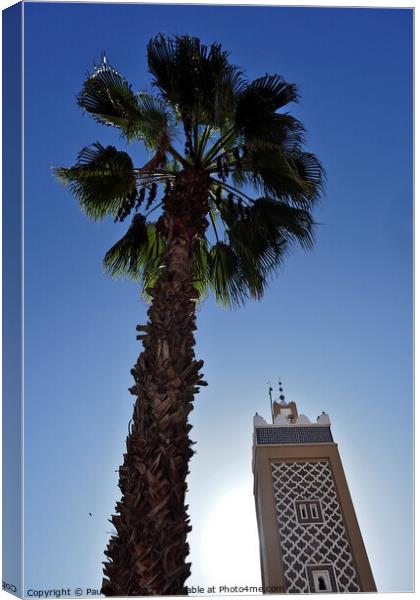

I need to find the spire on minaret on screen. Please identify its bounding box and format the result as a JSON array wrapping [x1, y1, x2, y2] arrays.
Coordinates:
[[279, 379, 286, 404], [270, 378, 298, 423], [267, 382, 274, 423]]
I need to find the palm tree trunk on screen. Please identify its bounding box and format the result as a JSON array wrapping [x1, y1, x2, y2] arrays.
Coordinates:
[[102, 170, 209, 596]]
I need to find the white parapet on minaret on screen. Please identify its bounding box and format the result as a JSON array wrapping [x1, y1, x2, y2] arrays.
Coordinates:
[[253, 411, 331, 428]]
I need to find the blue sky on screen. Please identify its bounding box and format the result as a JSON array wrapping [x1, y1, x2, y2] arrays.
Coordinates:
[[22, 2, 412, 594]]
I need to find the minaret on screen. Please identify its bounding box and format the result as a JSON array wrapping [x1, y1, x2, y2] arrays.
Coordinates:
[[252, 383, 376, 593]]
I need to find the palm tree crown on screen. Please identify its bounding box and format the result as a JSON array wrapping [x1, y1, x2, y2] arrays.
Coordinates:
[[55, 34, 324, 306]]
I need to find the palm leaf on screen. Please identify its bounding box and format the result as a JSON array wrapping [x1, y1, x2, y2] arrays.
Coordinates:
[[247, 198, 314, 250], [245, 74, 299, 109], [243, 148, 324, 208], [207, 241, 246, 307], [103, 214, 149, 278], [78, 60, 171, 148], [192, 237, 211, 301], [204, 237, 280, 307], [147, 35, 244, 131], [103, 216, 166, 289], [54, 143, 136, 220], [215, 195, 315, 302], [135, 92, 172, 150], [225, 206, 284, 297], [140, 224, 167, 298], [235, 74, 298, 133], [78, 61, 144, 140], [242, 114, 306, 152]]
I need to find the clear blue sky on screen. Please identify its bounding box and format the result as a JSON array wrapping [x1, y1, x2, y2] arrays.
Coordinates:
[[22, 2, 412, 594]]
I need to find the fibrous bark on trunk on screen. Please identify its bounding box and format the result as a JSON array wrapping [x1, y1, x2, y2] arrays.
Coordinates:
[[102, 170, 210, 596]]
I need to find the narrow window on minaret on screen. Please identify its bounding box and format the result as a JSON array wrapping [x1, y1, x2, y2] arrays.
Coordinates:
[[312, 570, 333, 593], [296, 500, 323, 524], [318, 577, 326, 590]]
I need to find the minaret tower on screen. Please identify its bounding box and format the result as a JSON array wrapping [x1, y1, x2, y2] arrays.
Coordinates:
[[252, 383, 376, 593]]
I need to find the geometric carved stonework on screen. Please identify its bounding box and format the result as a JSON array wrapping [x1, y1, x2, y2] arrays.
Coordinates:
[[272, 461, 360, 593]]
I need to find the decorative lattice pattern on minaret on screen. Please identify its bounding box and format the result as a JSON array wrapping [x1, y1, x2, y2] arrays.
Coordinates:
[[271, 461, 360, 593]]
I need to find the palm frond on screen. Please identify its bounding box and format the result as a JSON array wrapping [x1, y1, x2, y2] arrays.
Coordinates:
[[147, 35, 244, 133], [224, 202, 285, 292], [78, 61, 143, 140], [192, 237, 211, 301], [103, 214, 149, 277], [204, 235, 282, 307], [78, 60, 171, 148], [245, 74, 299, 109], [103, 216, 166, 288], [136, 92, 172, 150], [242, 114, 306, 152], [207, 241, 246, 307], [54, 143, 136, 220], [246, 197, 314, 250], [235, 75, 301, 150], [211, 194, 315, 304], [140, 224, 167, 298], [241, 148, 324, 208], [288, 151, 326, 193]]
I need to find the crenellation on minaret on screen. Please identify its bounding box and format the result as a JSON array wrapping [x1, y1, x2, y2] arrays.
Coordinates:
[[253, 410, 331, 428]]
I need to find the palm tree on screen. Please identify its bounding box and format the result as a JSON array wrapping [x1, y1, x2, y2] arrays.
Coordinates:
[[55, 35, 324, 596]]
